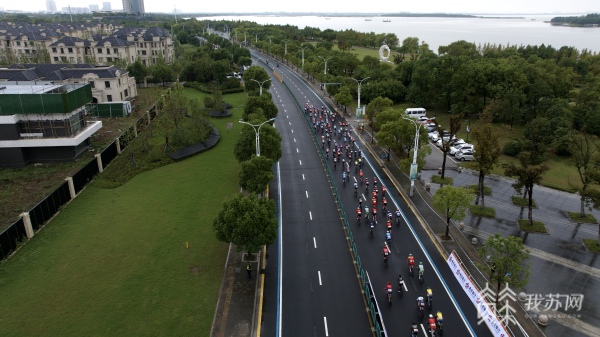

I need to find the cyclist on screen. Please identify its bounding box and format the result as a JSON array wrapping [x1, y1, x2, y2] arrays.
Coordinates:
[[364, 206, 370, 219], [382, 244, 389, 263], [382, 197, 387, 211], [411, 322, 419, 337], [365, 178, 369, 191], [373, 177, 378, 188], [408, 254, 415, 275], [385, 230, 391, 244], [428, 314, 437, 333], [325, 147, 329, 158], [358, 197, 363, 210], [371, 197, 377, 210], [333, 157, 337, 169], [372, 207, 378, 221], [359, 169, 364, 182], [436, 311, 444, 332], [426, 288, 433, 308], [397, 274, 405, 293], [385, 282, 393, 302], [416, 295, 425, 313], [387, 211, 393, 221], [395, 209, 401, 225], [353, 182, 358, 195], [418, 262, 425, 280], [342, 172, 347, 185], [382, 185, 387, 197], [356, 207, 362, 221], [386, 219, 393, 232]]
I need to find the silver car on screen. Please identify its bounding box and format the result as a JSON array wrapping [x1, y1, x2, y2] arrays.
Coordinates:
[[455, 150, 475, 161]]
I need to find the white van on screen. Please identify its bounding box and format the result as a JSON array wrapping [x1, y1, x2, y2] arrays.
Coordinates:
[[405, 108, 426, 119]]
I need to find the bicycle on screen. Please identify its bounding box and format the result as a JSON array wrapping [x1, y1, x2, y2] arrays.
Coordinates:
[[436, 312, 444, 336], [419, 269, 424, 283], [387, 288, 393, 304], [369, 222, 374, 238]]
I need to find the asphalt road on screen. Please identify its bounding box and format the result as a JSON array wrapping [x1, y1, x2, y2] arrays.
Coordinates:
[[256, 52, 495, 337]]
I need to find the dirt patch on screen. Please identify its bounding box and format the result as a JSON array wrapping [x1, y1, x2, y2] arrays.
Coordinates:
[[189, 266, 200, 274]]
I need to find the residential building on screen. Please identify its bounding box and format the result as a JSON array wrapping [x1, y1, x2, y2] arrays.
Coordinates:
[[122, 0, 145, 15], [89, 4, 100, 12], [0, 83, 102, 167], [0, 63, 137, 103], [0, 22, 173, 66], [46, 0, 57, 12], [102, 2, 112, 11]]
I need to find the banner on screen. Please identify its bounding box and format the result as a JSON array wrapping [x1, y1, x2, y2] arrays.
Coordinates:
[[447, 252, 510, 337]]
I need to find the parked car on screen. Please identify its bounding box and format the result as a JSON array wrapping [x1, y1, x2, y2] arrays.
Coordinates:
[[429, 131, 439, 142], [424, 122, 438, 132], [450, 143, 473, 155], [417, 116, 429, 123], [436, 137, 461, 148], [456, 150, 475, 161]]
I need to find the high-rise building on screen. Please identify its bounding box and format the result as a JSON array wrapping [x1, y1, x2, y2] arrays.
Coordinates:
[[102, 2, 111, 11], [89, 4, 99, 12], [46, 0, 57, 12], [122, 0, 145, 15]]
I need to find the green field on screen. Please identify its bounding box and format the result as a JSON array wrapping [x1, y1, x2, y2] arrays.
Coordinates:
[[0, 89, 246, 336]]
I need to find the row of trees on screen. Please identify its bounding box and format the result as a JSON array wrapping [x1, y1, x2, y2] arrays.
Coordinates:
[[213, 66, 281, 257]]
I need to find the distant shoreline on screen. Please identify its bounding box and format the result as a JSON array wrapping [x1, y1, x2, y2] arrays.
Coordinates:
[[194, 12, 526, 19]]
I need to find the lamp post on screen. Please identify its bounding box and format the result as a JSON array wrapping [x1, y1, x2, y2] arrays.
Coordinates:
[[300, 46, 309, 71], [238, 118, 276, 156], [402, 117, 421, 197], [268, 36, 272, 54], [282, 39, 290, 55], [250, 78, 271, 95], [348, 77, 369, 118], [255, 33, 258, 44], [466, 120, 471, 143], [317, 56, 333, 75]]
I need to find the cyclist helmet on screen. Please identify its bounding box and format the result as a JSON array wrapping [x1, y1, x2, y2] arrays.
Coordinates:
[[429, 314, 433, 318], [409, 253, 413, 256], [419, 262, 423, 265]]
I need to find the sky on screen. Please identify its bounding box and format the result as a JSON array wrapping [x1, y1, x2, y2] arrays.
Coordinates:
[[3, 0, 600, 14]]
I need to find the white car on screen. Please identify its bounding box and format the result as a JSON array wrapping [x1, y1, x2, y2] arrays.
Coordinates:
[[429, 131, 439, 142], [436, 137, 461, 148], [450, 142, 472, 155], [456, 150, 475, 161]]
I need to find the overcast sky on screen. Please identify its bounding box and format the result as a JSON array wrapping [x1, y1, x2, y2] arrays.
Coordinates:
[[4, 0, 600, 14]]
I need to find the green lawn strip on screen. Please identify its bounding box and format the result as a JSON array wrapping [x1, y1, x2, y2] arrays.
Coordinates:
[[511, 196, 537, 207], [431, 175, 453, 185], [582, 239, 600, 253], [468, 184, 492, 196], [518, 219, 548, 233], [0, 95, 244, 336], [469, 205, 496, 218], [568, 212, 597, 224]]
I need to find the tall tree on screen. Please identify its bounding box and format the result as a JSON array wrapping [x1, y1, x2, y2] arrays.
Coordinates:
[[569, 131, 600, 217], [213, 193, 277, 257], [432, 186, 475, 238], [472, 123, 502, 207], [239, 156, 274, 194], [437, 114, 462, 179], [366, 96, 394, 128], [334, 86, 352, 113], [234, 123, 282, 163], [478, 234, 530, 308]]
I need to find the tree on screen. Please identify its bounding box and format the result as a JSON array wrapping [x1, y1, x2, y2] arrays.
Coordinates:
[[213, 193, 277, 257], [234, 123, 282, 163], [243, 95, 278, 121], [432, 186, 474, 238], [242, 66, 271, 93], [437, 114, 462, 179], [334, 86, 352, 113], [152, 62, 173, 87], [239, 156, 274, 194], [472, 123, 502, 207], [569, 131, 600, 217], [478, 234, 530, 308], [126, 58, 148, 84], [366, 96, 394, 128]]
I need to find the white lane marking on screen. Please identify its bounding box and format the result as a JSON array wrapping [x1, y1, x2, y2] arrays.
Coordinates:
[[299, 160, 302, 165], [297, 148, 299, 153], [318, 271, 322, 285], [324, 317, 329, 336], [302, 174, 305, 180], [294, 138, 296, 142], [291, 129, 294, 133], [420, 324, 427, 336], [403, 282, 408, 292], [289, 121, 291, 125], [313, 237, 317, 248], [362, 193, 366, 201], [286, 115, 289, 118], [353, 176, 357, 182], [306, 191, 309, 198], [309, 211, 312, 220]]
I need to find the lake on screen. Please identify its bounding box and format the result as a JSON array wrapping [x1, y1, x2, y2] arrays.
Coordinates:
[[197, 14, 600, 53]]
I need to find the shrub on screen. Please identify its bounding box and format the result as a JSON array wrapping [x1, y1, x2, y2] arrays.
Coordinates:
[[503, 140, 522, 156]]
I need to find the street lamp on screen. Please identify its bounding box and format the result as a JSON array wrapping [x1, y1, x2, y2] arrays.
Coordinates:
[[238, 118, 276, 157], [348, 77, 369, 118], [300, 45, 310, 71], [466, 120, 471, 143], [282, 39, 290, 55], [317, 56, 333, 75], [250, 78, 271, 96], [402, 117, 421, 197]]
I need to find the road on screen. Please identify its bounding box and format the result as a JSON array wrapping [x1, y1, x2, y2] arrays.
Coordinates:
[[255, 52, 495, 337]]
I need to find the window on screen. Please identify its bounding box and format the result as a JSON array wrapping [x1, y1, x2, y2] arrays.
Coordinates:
[[106, 48, 110, 54], [69, 57, 75, 62], [107, 95, 112, 102], [107, 57, 112, 62], [120, 92, 123, 100], [114, 48, 118, 54], [53, 57, 59, 61], [24, 49, 30, 54], [60, 48, 64, 54], [90, 81, 95, 88], [124, 89, 128, 97], [98, 57, 103, 62], [52, 47, 57, 53], [97, 48, 102, 53], [24, 41, 28, 47], [105, 81, 110, 88], [68, 47, 73, 53], [16, 41, 21, 46], [141, 50, 146, 55], [118, 79, 121, 85]]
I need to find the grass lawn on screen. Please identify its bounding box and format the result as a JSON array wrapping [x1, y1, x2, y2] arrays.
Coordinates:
[[582, 239, 600, 253], [469, 205, 496, 218], [569, 212, 597, 224], [432, 175, 453, 185], [512, 196, 537, 208], [468, 185, 492, 196], [518, 219, 548, 233], [0, 92, 245, 336]]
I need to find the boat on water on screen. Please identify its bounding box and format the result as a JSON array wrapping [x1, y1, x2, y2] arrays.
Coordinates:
[[383, 20, 391, 22], [365, 18, 372, 21]]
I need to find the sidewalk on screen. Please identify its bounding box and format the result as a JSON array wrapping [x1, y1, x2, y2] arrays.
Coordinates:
[[210, 244, 263, 337]]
